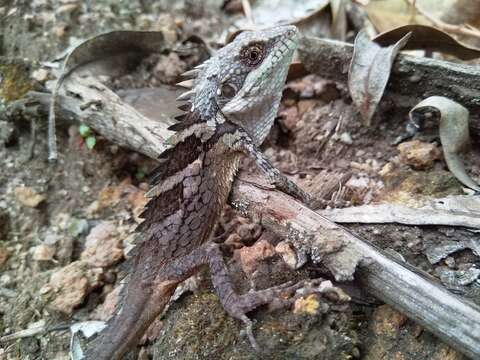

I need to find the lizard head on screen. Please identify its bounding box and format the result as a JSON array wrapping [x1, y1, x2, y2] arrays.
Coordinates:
[[178, 25, 299, 145]]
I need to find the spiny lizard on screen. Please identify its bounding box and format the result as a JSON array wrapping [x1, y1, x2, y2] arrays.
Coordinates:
[[85, 25, 312, 359]]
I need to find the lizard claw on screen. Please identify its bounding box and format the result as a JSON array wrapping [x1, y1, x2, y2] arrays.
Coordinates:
[[241, 316, 262, 352]]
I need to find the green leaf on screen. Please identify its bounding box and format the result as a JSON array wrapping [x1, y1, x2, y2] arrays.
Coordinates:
[[79, 124, 91, 138], [85, 136, 96, 150]]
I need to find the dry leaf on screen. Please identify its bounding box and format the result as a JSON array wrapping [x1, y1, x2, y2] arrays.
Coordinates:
[[374, 24, 480, 60], [409, 96, 480, 191], [233, 0, 348, 40], [348, 30, 411, 125], [364, 0, 452, 33]]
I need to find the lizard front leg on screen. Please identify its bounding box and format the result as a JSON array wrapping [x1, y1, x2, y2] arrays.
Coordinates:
[[227, 129, 312, 204]]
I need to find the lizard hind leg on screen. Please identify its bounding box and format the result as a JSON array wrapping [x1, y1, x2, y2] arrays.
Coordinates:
[[201, 242, 320, 352], [155, 241, 321, 352]]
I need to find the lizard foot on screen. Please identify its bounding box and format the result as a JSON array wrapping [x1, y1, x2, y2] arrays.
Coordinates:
[[219, 278, 324, 352]]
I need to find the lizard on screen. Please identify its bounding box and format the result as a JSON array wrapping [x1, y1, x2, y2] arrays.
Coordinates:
[[84, 25, 312, 359]]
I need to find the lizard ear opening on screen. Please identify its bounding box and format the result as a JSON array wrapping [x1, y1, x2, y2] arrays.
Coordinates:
[[219, 83, 237, 99]]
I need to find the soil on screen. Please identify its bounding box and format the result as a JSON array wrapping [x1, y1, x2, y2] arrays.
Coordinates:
[[0, 1, 479, 359]]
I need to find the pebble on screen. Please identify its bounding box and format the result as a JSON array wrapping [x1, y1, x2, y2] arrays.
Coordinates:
[[397, 140, 441, 169], [14, 186, 46, 208], [81, 222, 123, 268], [234, 239, 275, 275]]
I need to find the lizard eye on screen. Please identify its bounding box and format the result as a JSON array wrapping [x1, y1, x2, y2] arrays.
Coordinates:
[[241, 42, 265, 66], [219, 83, 237, 98]]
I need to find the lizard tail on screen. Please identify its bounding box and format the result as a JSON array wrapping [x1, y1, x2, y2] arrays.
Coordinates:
[[84, 279, 178, 360]]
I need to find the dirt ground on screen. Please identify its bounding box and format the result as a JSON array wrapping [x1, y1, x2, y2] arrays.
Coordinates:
[[1, 1, 479, 359]]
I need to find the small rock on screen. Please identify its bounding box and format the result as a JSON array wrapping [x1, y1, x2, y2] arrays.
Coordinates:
[[234, 239, 275, 275], [0, 210, 10, 241], [278, 106, 299, 131], [81, 222, 123, 267], [436, 266, 480, 288], [54, 23, 68, 38], [92, 285, 122, 321], [444, 256, 456, 268], [275, 241, 307, 269], [154, 52, 187, 84], [297, 99, 318, 115], [32, 244, 55, 261], [224, 233, 243, 249], [14, 186, 46, 208], [153, 13, 178, 45], [378, 162, 395, 177], [0, 247, 9, 267], [56, 3, 79, 15], [48, 261, 103, 315], [67, 217, 89, 237], [373, 304, 408, 337], [31, 68, 49, 82], [425, 241, 467, 264], [127, 189, 147, 223], [0, 120, 16, 146], [397, 140, 441, 169], [432, 347, 464, 360], [236, 222, 262, 244], [339, 132, 353, 145]]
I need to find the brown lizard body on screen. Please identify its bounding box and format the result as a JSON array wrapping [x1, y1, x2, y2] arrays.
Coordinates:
[[85, 25, 311, 359]]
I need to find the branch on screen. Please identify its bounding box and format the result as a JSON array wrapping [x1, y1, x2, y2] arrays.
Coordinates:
[[318, 196, 480, 229], [17, 76, 480, 359], [232, 176, 480, 359]]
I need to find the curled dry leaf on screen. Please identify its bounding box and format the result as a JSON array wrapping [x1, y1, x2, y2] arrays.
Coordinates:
[[409, 96, 480, 192], [348, 30, 411, 125], [233, 0, 347, 40], [234, 0, 330, 29], [374, 24, 480, 60], [48, 31, 165, 161]]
